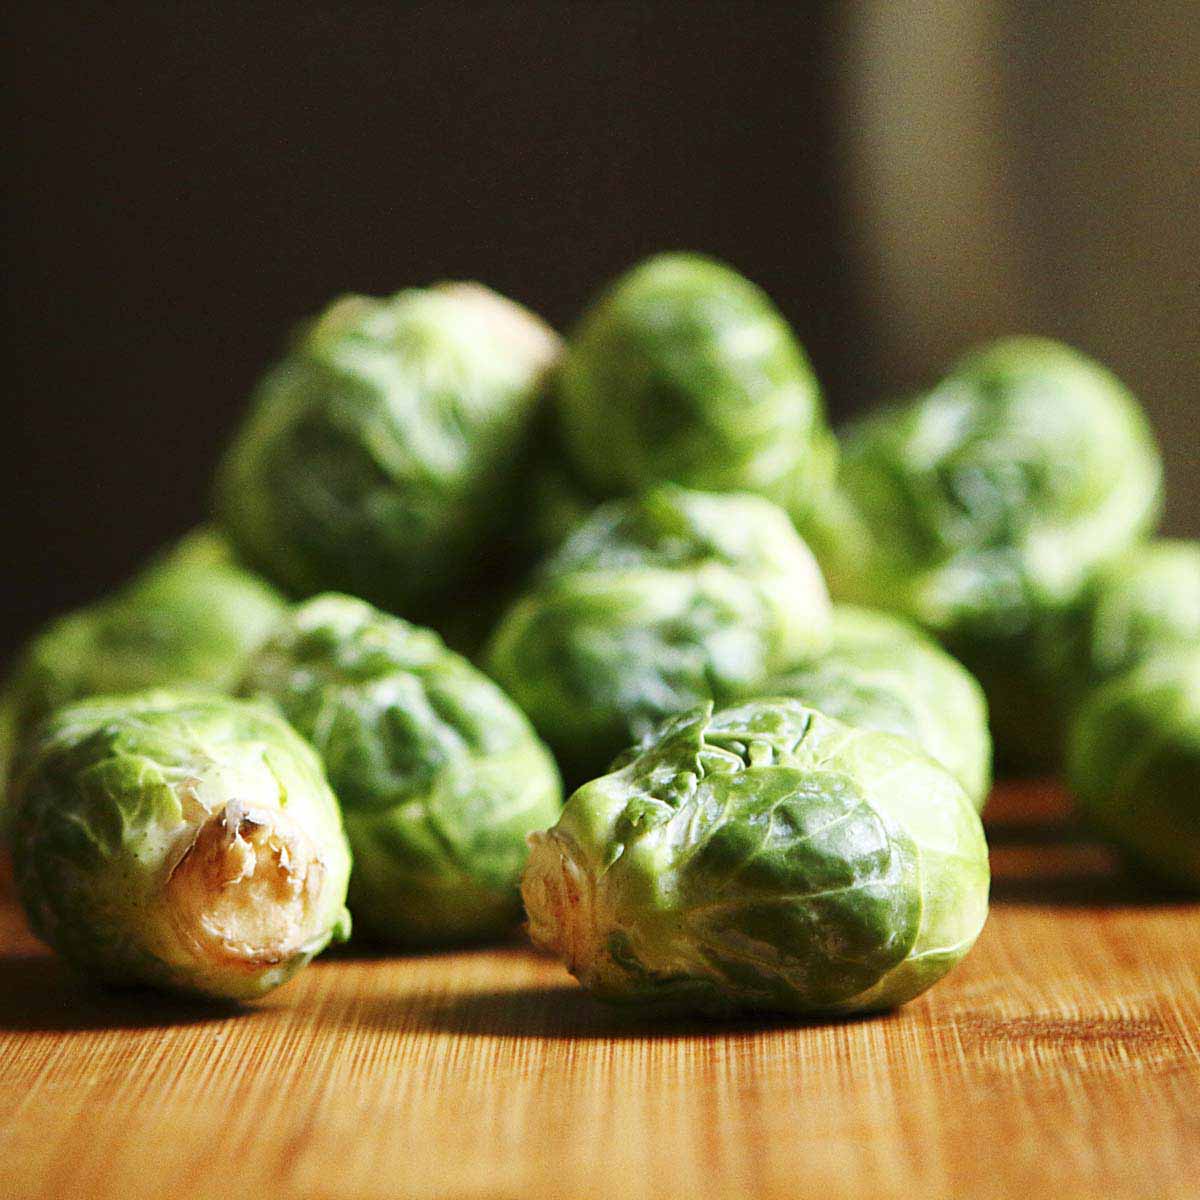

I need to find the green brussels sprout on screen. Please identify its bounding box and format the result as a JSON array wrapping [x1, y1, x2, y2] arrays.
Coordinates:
[[759, 606, 992, 808], [214, 283, 560, 614], [558, 253, 836, 518], [2, 528, 285, 775], [810, 337, 1163, 768], [486, 485, 833, 782], [1078, 540, 1200, 685], [239, 595, 562, 945], [10, 691, 352, 1000], [1067, 649, 1200, 892], [523, 698, 990, 1016]]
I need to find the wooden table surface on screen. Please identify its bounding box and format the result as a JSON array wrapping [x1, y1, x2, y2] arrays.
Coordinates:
[[1, 782, 1197, 1200]]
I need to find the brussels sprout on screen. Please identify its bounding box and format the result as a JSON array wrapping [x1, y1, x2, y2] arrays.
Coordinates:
[[810, 337, 1162, 768], [214, 283, 560, 614], [1068, 649, 1200, 892], [10, 691, 352, 1000], [522, 698, 989, 1016], [1078, 540, 1200, 685], [2, 529, 285, 775], [759, 606, 992, 808], [239, 595, 562, 944], [558, 253, 836, 518], [486, 485, 833, 782]]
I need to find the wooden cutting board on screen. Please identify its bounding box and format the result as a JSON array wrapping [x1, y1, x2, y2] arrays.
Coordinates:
[[1, 783, 1197, 1200]]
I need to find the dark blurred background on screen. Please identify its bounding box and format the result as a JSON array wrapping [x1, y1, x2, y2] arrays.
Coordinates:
[[4, 2, 1197, 660]]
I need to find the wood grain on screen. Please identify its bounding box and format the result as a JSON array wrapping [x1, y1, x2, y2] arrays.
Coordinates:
[[1, 783, 1197, 1200]]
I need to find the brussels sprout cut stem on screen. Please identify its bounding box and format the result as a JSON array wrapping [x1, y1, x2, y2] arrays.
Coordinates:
[[11, 692, 352, 1001], [523, 698, 989, 1017], [162, 799, 330, 973]]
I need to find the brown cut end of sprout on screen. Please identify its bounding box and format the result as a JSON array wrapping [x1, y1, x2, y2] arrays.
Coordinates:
[[165, 800, 327, 971], [522, 830, 602, 981]]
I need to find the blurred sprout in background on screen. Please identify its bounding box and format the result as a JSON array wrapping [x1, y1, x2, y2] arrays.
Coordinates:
[[1075, 542, 1200, 688], [808, 337, 1162, 769], [757, 605, 992, 809], [487, 485, 833, 783], [1068, 648, 1200, 893], [215, 283, 561, 619], [556, 253, 836, 523], [0, 529, 285, 809]]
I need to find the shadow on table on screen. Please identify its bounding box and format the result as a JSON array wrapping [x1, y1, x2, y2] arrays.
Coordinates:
[[981, 781, 1197, 909], [988, 864, 1196, 908], [0, 954, 256, 1032], [323, 930, 532, 963], [986, 828, 1195, 908], [355, 983, 887, 1042]]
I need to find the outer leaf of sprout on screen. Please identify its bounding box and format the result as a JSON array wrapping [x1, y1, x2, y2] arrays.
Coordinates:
[[758, 605, 992, 809]]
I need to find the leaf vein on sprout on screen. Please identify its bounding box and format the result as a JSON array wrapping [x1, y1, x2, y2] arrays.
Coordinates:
[[684, 882, 881, 920]]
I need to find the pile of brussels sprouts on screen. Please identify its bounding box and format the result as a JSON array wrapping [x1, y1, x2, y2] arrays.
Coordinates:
[[3, 253, 1195, 1015]]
